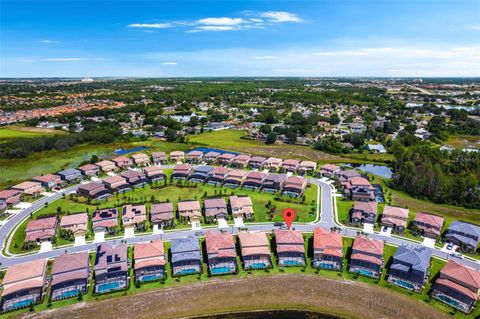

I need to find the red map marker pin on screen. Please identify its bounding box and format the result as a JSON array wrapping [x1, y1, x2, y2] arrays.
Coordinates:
[[282, 208, 296, 230]]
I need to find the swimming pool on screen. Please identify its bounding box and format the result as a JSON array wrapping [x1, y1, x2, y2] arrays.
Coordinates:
[[114, 146, 148, 155], [177, 268, 197, 275], [58, 289, 80, 299], [317, 263, 335, 270], [393, 279, 414, 290], [248, 263, 267, 270], [282, 260, 303, 266], [11, 298, 34, 310], [211, 266, 234, 274], [140, 274, 163, 282], [97, 281, 123, 293], [357, 269, 375, 277], [437, 294, 461, 308]]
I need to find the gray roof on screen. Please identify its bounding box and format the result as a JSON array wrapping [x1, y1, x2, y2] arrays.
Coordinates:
[[448, 221, 480, 238], [193, 165, 214, 174], [264, 173, 287, 183], [171, 237, 201, 263], [391, 246, 431, 274], [57, 168, 81, 176]]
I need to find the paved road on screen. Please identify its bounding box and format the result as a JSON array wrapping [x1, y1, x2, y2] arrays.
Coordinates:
[[0, 167, 478, 270]]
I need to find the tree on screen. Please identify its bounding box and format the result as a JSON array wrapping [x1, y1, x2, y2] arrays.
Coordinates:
[[90, 154, 99, 164], [165, 128, 178, 142], [259, 125, 271, 134], [266, 132, 277, 145], [329, 114, 340, 125], [285, 131, 297, 144]]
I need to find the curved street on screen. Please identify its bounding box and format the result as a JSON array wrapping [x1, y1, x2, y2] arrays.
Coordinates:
[[0, 167, 478, 270]]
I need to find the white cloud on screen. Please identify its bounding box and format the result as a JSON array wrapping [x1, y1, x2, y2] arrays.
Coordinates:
[[39, 40, 61, 43], [128, 23, 173, 29], [189, 26, 237, 32], [197, 17, 245, 26], [161, 61, 177, 65], [313, 48, 394, 56], [260, 11, 302, 23], [42, 58, 104, 62]]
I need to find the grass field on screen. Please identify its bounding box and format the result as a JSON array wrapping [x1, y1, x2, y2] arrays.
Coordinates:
[[187, 129, 346, 163], [0, 125, 65, 141], [0, 139, 188, 189], [8, 178, 317, 254], [5, 234, 474, 319], [446, 135, 480, 149]]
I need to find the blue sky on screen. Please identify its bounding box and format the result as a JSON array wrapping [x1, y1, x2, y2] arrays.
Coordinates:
[[1, 0, 479, 77]]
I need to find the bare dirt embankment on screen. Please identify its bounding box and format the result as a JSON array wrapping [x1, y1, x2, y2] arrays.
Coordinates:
[[17, 275, 447, 319]]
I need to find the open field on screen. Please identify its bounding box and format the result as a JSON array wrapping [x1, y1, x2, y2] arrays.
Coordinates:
[[0, 140, 187, 189], [0, 125, 65, 141], [446, 135, 480, 149], [16, 274, 451, 319], [187, 130, 346, 163]]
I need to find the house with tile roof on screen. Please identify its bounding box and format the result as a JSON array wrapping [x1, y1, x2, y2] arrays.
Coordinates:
[[204, 151, 220, 163], [349, 236, 384, 278], [0, 259, 47, 312], [25, 217, 57, 243], [188, 165, 214, 182], [151, 151, 167, 165], [102, 175, 131, 193], [217, 152, 236, 165], [177, 200, 201, 222], [131, 153, 150, 167], [206, 166, 231, 185], [171, 237, 202, 276], [381, 206, 409, 232], [387, 246, 431, 292], [249, 156, 266, 169], [76, 182, 110, 199], [313, 227, 343, 270], [92, 208, 118, 234], [229, 196, 254, 220], [150, 202, 174, 228], [94, 244, 128, 294], [0, 189, 21, 206], [282, 176, 308, 197], [297, 161, 317, 175], [431, 260, 480, 313], [12, 181, 44, 198], [243, 171, 266, 189], [238, 231, 272, 270], [143, 165, 166, 182], [50, 252, 90, 300], [171, 164, 193, 180], [112, 156, 132, 169], [275, 230, 305, 267], [94, 160, 117, 173], [223, 169, 248, 188], [412, 213, 444, 239], [261, 173, 287, 193], [57, 168, 83, 184], [204, 198, 228, 223], [205, 231, 237, 275], [134, 240, 166, 282], [231, 154, 251, 168], [122, 204, 147, 230], [351, 201, 378, 225], [264, 157, 282, 171], [170, 151, 185, 163], [31, 174, 63, 189], [78, 163, 100, 177], [318, 164, 340, 177], [60, 213, 88, 237], [445, 221, 480, 252], [120, 169, 148, 188], [186, 150, 204, 163], [281, 159, 299, 172]]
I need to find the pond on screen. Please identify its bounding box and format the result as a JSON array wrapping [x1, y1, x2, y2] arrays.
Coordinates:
[[189, 147, 239, 155], [113, 146, 148, 155], [349, 164, 393, 179], [195, 310, 343, 319]]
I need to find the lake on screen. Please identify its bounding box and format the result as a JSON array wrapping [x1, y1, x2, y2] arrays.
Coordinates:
[[195, 310, 342, 319], [348, 163, 393, 179]]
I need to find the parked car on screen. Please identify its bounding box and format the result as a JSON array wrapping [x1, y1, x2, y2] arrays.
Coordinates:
[[446, 243, 454, 250]]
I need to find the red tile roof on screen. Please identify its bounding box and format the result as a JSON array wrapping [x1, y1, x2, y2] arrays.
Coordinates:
[[205, 231, 236, 258], [353, 236, 384, 255]]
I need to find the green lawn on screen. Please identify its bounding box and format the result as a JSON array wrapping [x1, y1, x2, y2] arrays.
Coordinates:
[[0, 125, 64, 141], [8, 180, 317, 254]]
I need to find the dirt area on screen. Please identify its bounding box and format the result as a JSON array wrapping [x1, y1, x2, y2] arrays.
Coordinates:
[[18, 275, 447, 319]]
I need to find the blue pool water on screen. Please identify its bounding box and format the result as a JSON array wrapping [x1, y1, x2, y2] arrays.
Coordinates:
[[97, 281, 122, 293], [357, 269, 375, 277], [211, 267, 233, 274], [114, 146, 148, 155], [394, 279, 414, 290], [177, 268, 197, 275], [12, 298, 34, 309], [437, 295, 460, 308], [189, 147, 238, 155], [318, 263, 334, 269], [59, 289, 80, 298], [141, 274, 163, 282], [283, 260, 302, 266], [249, 263, 267, 269]]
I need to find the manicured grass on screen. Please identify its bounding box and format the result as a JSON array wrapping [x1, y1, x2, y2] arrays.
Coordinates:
[[0, 125, 65, 141], [336, 198, 353, 224], [187, 129, 345, 162], [0, 140, 188, 189], [8, 181, 317, 254]]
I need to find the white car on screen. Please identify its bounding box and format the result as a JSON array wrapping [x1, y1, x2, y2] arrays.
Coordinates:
[[449, 252, 464, 259]]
